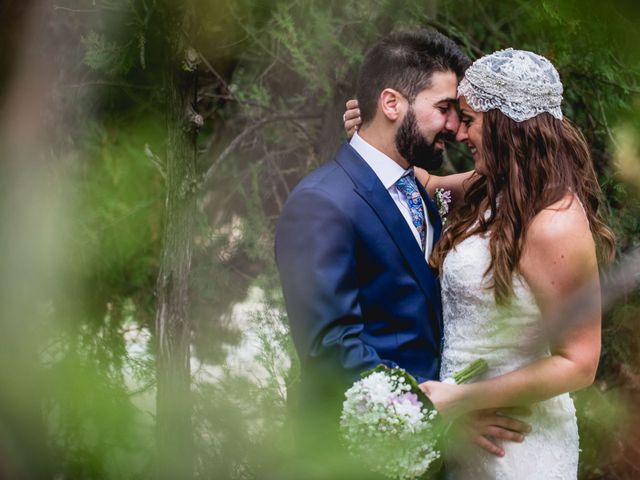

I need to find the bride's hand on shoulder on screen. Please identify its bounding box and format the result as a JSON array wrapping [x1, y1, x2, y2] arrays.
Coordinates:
[[343, 99, 361, 138]]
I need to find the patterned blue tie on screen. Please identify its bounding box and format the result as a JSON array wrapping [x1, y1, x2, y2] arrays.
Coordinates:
[[395, 172, 426, 251]]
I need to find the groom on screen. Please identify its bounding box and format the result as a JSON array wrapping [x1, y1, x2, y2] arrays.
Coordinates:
[[276, 29, 526, 463], [276, 29, 464, 409]]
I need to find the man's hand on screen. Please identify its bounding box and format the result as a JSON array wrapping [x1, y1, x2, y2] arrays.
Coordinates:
[[453, 408, 532, 457], [419, 380, 531, 456]]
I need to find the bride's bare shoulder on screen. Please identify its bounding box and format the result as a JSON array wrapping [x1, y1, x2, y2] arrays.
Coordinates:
[[521, 194, 597, 302], [528, 194, 591, 245]]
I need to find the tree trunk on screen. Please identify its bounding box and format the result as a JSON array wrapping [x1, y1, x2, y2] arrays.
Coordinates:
[[154, 3, 197, 478]]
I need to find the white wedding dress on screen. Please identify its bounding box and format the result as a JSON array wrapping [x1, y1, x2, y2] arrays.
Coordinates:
[[439, 230, 579, 479]]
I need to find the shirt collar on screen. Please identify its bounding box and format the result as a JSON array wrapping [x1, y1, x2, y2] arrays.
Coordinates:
[[350, 131, 411, 189]]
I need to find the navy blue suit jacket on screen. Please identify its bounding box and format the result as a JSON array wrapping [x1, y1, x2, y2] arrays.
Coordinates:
[[276, 142, 443, 404]]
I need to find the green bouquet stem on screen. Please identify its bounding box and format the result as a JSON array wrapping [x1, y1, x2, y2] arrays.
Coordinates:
[[450, 359, 488, 384]]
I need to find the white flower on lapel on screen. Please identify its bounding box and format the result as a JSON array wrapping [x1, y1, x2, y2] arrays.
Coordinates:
[[434, 188, 452, 226]]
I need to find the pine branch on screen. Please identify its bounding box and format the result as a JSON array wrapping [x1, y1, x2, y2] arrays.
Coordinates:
[[199, 113, 321, 189]]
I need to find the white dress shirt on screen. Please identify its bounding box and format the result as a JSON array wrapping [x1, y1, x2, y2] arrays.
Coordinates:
[[350, 131, 433, 259]]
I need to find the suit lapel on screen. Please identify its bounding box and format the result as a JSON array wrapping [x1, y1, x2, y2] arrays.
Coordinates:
[[335, 143, 440, 304]]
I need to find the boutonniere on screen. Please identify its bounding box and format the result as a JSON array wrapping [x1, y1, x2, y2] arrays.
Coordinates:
[[434, 188, 452, 226]]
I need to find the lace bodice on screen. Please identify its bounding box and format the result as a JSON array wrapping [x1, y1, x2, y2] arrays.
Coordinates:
[[439, 230, 579, 479], [439, 233, 546, 381]]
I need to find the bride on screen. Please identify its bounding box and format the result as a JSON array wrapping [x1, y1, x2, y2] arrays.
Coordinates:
[[344, 48, 615, 478]]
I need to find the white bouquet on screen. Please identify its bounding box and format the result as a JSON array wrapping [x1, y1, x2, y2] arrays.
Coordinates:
[[340, 360, 487, 480]]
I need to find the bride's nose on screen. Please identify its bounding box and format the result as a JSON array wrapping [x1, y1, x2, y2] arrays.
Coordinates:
[[456, 123, 468, 143]]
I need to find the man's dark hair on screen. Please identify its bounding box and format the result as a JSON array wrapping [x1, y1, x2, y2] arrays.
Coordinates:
[[356, 29, 470, 124]]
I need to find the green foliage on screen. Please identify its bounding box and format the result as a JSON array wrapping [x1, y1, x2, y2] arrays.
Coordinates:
[[44, 298, 155, 479], [66, 117, 164, 325], [82, 31, 136, 77]]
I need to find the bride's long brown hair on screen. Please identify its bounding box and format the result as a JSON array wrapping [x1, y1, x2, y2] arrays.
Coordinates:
[[430, 110, 616, 305]]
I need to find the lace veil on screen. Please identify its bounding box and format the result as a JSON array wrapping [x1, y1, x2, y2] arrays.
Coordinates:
[[457, 48, 563, 122]]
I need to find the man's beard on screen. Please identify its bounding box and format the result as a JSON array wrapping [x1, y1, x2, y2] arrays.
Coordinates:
[[395, 107, 447, 171]]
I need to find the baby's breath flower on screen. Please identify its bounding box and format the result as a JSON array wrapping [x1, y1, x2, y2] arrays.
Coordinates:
[[340, 361, 486, 479], [340, 366, 440, 479]]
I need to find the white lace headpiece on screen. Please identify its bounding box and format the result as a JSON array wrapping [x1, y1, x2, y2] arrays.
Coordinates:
[[457, 48, 563, 122]]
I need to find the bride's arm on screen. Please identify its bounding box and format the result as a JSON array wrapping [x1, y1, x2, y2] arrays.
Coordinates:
[[414, 168, 474, 202], [422, 196, 601, 418]]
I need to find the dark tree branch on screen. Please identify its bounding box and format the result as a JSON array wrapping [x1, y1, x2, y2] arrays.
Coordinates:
[[199, 113, 321, 189]]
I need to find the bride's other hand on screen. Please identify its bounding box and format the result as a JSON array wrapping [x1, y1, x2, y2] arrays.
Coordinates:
[[343, 99, 361, 138]]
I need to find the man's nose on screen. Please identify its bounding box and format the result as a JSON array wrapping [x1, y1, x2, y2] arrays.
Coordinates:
[[445, 109, 460, 134]]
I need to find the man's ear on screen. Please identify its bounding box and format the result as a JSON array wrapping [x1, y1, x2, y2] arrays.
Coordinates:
[[379, 88, 405, 122]]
